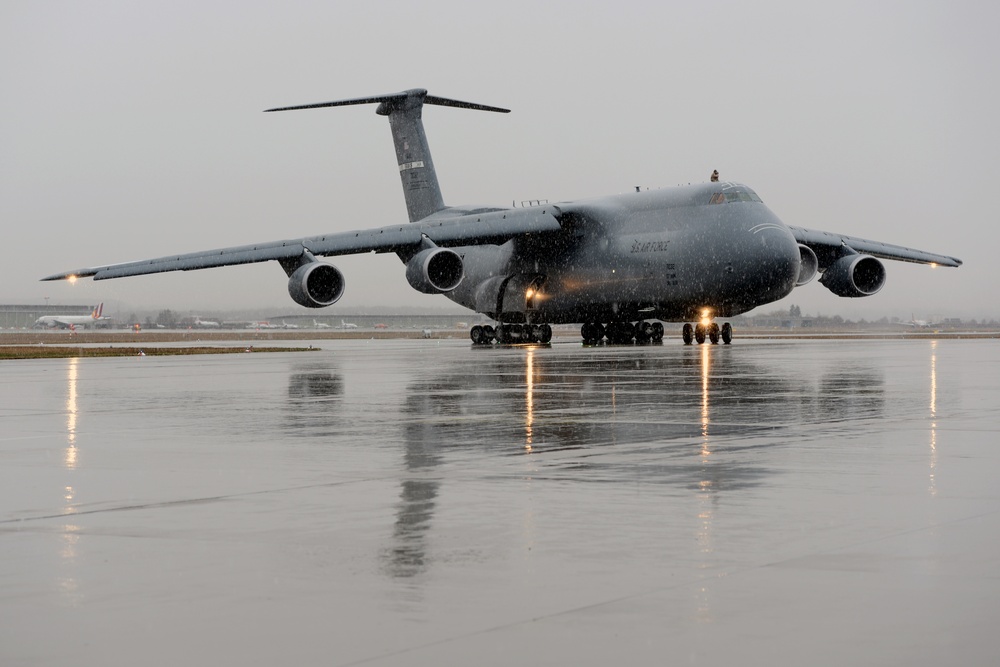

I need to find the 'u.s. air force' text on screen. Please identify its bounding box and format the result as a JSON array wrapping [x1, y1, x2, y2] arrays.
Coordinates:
[[630, 240, 671, 253]]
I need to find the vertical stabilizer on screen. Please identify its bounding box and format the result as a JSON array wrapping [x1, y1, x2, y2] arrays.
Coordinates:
[[266, 89, 509, 222], [377, 90, 444, 221]]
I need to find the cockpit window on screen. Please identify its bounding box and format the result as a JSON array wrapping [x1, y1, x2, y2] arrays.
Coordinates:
[[710, 190, 763, 204]]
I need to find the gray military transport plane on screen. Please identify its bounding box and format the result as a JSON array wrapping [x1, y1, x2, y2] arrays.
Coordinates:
[[42, 88, 962, 345]]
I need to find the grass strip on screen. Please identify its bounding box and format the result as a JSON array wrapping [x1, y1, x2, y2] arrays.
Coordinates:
[[0, 346, 318, 360]]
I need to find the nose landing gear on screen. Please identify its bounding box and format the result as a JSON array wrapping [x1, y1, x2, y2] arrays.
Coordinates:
[[471, 323, 552, 345], [683, 320, 732, 345]]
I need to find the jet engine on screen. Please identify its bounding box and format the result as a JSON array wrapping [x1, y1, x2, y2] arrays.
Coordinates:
[[287, 261, 346, 308], [796, 244, 819, 286], [405, 247, 464, 294], [819, 254, 886, 297]]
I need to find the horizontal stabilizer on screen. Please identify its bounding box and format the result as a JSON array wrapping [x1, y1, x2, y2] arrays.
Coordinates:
[[264, 88, 510, 114]]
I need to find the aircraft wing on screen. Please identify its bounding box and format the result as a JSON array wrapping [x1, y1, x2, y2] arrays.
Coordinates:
[[41, 208, 562, 282], [789, 226, 962, 268]]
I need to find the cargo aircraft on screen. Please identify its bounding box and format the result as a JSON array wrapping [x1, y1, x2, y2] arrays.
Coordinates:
[[42, 89, 962, 345]]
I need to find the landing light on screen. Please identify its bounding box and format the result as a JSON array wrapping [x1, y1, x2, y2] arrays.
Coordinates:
[[700, 308, 712, 326], [526, 289, 534, 298], [68, 275, 78, 284]]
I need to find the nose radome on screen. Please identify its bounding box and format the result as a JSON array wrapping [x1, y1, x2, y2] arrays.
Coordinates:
[[733, 224, 800, 300]]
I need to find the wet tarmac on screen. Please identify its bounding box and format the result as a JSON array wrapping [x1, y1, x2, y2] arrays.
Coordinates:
[[2, 338, 998, 666]]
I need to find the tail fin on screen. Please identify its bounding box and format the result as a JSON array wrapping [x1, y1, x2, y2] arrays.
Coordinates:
[[266, 89, 509, 222], [91, 302, 103, 319]]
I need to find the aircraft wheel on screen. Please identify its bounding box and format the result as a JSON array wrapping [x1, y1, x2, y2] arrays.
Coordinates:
[[607, 321, 635, 344], [682, 323, 694, 345], [721, 322, 732, 345], [694, 323, 707, 344], [470, 325, 485, 344], [524, 324, 538, 343], [635, 321, 652, 343], [622, 321, 636, 343], [651, 322, 664, 342], [483, 325, 496, 343], [497, 325, 511, 344], [581, 322, 603, 344], [538, 324, 553, 344], [709, 322, 720, 345]]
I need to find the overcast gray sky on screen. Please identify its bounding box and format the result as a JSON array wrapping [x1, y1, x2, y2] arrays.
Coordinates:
[[3, 0, 996, 321]]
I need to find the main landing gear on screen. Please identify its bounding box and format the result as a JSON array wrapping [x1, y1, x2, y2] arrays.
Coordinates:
[[578, 319, 733, 345], [682, 321, 733, 345], [580, 320, 665, 345], [470, 323, 553, 345]]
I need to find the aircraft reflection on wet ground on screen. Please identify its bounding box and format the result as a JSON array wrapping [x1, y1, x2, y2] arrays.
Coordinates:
[[283, 341, 886, 579], [285, 341, 886, 475]]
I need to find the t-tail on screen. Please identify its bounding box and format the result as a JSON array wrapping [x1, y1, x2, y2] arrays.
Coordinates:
[[265, 89, 510, 222]]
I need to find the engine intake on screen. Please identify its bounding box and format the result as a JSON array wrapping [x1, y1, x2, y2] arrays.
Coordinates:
[[819, 254, 886, 297], [796, 244, 818, 286], [405, 247, 464, 294], [288, 262, 346, 308]]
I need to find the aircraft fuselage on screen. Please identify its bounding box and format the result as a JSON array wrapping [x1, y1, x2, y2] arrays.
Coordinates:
[[445, 182, 800, 324]]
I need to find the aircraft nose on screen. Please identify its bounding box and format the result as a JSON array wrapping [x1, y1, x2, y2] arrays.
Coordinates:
[[730, 224, 800, 301]]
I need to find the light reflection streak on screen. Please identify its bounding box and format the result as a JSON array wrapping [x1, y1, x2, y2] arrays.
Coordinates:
[[929, 340, 938, 496], [700, 344, 712, 459], [525, 348, 535, 449], [65, 358, 79, 468], [695, 344, 715, 623], [61, 363, 83, 605]]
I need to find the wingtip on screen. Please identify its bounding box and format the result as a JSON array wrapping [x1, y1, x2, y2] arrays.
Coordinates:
[[40, 269, 95, 282]]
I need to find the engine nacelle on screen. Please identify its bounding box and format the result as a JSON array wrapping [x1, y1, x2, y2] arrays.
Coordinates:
[[405, 247, 464, 294], [287, 261, 346, 308], [819, 254, 886, 297], [796, 244, 819, 286]]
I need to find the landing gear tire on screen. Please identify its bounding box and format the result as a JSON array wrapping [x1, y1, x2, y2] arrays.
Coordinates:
[[581, 322, 605, 344], [538, 323, 553, 344], [470, 325, 486, 345], [524, 324, 538, 343], [635, 321, 652, 343], [606, 322, 635, 344], [682, 323, 694, 345], [721, 322, 732, 345], [496, 325, 511, 344], [483, 325, 496, 343], [651, 322, 664, 343], [709, 322, 720, 345], [694, 323, 707, 345]]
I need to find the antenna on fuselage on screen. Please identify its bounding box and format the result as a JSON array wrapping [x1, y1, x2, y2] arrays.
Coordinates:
[[265, 89, 510, 222]]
